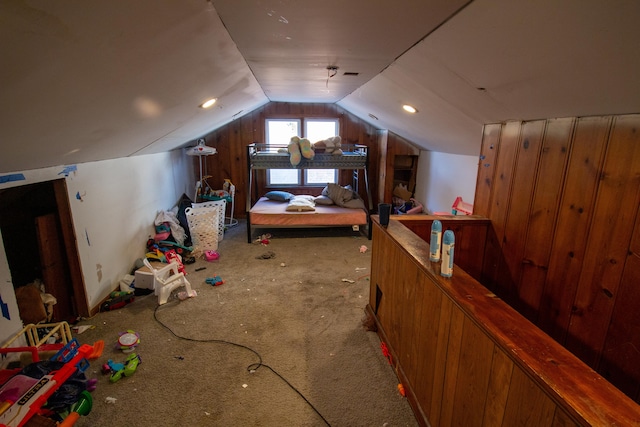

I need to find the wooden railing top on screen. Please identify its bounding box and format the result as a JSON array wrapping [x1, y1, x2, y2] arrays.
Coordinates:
[[375, 215, 640, 426]]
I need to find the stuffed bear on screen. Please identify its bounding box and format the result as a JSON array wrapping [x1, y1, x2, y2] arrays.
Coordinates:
[[313, 135, 342, 155], [281, 136, 315, 166], [288, 136, 302, 166]]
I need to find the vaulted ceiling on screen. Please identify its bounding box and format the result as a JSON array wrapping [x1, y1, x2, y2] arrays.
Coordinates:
[[1, 0, 639, 173]]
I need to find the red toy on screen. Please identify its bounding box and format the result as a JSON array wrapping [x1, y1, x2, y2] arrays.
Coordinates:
[[164, 249, 185, 275], [380, 342, 392, 365]]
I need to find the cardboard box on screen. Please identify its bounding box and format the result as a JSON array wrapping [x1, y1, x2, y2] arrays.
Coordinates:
[[134, 266, 155, 290]]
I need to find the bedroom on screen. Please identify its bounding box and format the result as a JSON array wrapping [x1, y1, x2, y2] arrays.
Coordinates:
[[1, 0, 639, 425]]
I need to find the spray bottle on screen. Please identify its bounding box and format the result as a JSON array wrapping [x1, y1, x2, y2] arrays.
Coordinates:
[[441, 230, 455, 277], [429, 220, 442, 262]]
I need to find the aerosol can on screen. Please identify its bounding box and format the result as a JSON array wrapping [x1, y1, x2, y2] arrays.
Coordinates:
[[429, 220, 442, 262], [441, 230, 455, 277]]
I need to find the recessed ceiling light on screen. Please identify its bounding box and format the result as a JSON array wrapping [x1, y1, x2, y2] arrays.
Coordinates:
[[402, 104, 418, 113], [200, 98, 217, 109]]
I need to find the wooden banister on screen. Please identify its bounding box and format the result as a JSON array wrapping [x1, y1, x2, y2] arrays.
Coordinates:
[[368, 216, 640, 426]]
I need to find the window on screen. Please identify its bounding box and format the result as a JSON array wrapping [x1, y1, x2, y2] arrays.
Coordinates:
[[266, 118, 339, 187]]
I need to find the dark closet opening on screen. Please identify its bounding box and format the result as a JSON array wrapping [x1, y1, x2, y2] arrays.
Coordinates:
[[0, 179, 87, 323]]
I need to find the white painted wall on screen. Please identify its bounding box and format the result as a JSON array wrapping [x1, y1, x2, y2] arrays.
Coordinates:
[[0, 235, 23, 345], [0, 150, 194, 345], [413, 151, 479, 214]]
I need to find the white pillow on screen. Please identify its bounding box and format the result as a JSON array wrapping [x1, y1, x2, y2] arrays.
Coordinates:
[[286, 195, 316, 212]]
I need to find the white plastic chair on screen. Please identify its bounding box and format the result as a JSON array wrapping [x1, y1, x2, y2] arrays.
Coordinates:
[[143, 258, 196, 305]]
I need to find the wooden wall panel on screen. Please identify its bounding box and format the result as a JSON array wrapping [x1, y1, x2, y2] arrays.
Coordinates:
[[551, 409, 580, 427], [537, 116, 610, 342], [398, 216, 490, 283], [397, 254, 421, 372], [379, 132, 420, 204], [502, 368, 556, 426], [450, 317, 495, 427], [437, 304, 465, 427], [412, 272, 443, 421], [497, 120, 545, 304], [478, 113, 640, 403], [517, 118, 574, 321], [474, 123, 501, 217], [368, 219, 640, 426], [481, 121, 521, 291], [427, 295, 454, 426], [599, 204, 640, 401], [482, 347, 514, 427], [600, 252, 640, 400], [565, 115, 640, 367], [386, 246, 403, 353]]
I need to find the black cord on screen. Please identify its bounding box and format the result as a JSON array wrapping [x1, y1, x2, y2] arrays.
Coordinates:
[[153, 302, 331, 426]]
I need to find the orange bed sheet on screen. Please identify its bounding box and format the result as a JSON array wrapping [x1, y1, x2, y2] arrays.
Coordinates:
[[250, 197, 367, 226]]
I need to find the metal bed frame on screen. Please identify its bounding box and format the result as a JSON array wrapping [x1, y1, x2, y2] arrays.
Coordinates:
[[246, 142, 373, 242]]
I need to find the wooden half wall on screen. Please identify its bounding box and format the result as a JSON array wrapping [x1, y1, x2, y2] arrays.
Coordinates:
[[475, 114, 640, 403], [368, 217, 640, 426]]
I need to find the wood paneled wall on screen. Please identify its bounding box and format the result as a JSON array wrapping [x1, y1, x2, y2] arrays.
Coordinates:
[[377, 130, 421, 203], [368, 218, 640, 426], [397, 215, 490, 281], [197, 102, 381, 218], [475, 114, 640, 403]]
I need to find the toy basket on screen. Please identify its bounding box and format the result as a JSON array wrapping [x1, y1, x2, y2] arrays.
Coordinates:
[[185, 205, 220, 256], [191, 200, 226, 241]]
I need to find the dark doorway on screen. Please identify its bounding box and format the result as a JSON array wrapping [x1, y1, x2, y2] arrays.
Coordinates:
[[0, 179, 87, 322]]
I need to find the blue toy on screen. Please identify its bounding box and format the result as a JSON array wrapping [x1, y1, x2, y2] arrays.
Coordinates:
[[102, 353, 141, 383], [205, 276, 224, 286]]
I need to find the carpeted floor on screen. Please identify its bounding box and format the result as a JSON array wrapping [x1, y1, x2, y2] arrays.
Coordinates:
[[70, 221, 418, 426]]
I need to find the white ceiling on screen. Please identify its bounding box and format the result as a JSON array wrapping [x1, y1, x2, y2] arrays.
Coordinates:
[[1, 0, 639, 173]]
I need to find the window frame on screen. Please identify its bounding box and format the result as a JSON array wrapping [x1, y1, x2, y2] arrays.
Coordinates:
[[265, 117, 340, 188]]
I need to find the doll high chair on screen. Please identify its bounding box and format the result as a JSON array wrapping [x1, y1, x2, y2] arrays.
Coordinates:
[[143, 258, 196, 305]]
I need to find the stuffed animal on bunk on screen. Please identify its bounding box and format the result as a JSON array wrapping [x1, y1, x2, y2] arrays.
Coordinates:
[[312, 135, 342, 155], [284, 136, 315, 166]]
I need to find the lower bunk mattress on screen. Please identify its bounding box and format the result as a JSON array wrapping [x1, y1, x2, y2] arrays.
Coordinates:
[[249, 197, 368, 227]]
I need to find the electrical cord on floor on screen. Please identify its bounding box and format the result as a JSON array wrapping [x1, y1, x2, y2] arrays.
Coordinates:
[[153, 302, 331, 426]]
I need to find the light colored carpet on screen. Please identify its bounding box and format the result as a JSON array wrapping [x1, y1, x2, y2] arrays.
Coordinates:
[[72, 222, 418, 426]]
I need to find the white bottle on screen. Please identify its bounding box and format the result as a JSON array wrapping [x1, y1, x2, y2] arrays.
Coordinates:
[[429, 220, 442, 262], [441, 230, 455, 277]]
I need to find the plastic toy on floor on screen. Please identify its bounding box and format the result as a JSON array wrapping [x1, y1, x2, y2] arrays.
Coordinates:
[[143, 258, 196, 305], [100, 291, 135, 312], [117, 330, 140, 353], [205, 276, 225, 286], [254, 233, 271, 245], [102, 353, 141, 383], [58, 390, 92, 426]]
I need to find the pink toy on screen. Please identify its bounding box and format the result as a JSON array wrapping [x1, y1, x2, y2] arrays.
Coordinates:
[[452, 196, 473, 215], [164, 249, 185, 274]]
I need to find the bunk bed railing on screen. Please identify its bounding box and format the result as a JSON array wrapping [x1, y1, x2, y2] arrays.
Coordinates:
[[247, 143, 368, 169]]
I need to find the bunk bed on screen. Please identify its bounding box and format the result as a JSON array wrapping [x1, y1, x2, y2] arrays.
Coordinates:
[[246, 142, 373, 243]]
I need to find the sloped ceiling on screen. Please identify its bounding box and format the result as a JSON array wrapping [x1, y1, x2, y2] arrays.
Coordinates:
[[339, 0, 640, 154], [1, 0, 639, 173], [0, 0, 268, 173]]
